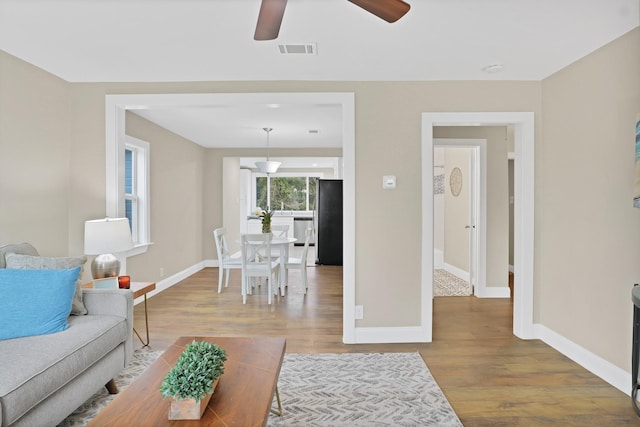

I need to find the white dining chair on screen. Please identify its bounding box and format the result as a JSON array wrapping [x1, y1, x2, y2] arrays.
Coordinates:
[[271, 224, 289, 238], [265, 224, 289, 260], [213, 228, 242, 293], [240, 233, 280, 304], [285, 227, 313, 294]]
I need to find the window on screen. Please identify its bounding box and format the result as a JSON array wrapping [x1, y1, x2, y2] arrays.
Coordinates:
[[124, 136, 150, 249], [254, 173, 319, 212], [124, 148, 138, 240]]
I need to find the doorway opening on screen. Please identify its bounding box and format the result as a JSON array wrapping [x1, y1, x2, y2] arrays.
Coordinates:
[[105, 92, 357, 342], [422, 112, 535, 341], [433, 140, 485, 298]]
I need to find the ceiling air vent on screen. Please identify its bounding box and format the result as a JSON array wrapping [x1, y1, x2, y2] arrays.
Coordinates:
[[278, 43, 317, 55]]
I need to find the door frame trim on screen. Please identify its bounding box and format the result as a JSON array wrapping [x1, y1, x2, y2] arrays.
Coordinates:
[[105, 92, 357, 342], [422, 112, 535, 340]]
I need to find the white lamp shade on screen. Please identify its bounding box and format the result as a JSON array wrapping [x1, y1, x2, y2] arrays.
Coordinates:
[[84, 218, 134, 255], [255, 160, 281, 174]]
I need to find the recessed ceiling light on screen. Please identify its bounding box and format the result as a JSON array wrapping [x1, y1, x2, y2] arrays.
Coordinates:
[[482, 64, 504, 73]]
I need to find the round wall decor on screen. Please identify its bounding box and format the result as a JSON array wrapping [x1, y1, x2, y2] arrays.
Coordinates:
[[449, 167, 463, 196]]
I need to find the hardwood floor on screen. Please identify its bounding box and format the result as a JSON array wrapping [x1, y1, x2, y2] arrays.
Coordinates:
[[134, 266, 639, 426]]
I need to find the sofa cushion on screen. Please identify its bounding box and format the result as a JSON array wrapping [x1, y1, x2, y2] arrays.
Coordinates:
[[0, 314, 128, 426], [0, 267, 80, 341], [5, 253, 89, 315], [0, 242, 38, 268]]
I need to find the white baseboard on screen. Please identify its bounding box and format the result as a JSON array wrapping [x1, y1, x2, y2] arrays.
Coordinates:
[[133, 261, 209, 305], [353, 326, 431, 343], [443, 263, 469, 282], [533, 324, 631, 397], [476, 285, 510, 298]]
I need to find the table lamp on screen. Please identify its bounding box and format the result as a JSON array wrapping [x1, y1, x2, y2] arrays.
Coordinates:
[[84, 218, 134, 279]]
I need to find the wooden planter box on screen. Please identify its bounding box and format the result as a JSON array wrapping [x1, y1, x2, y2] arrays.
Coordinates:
[[168, 378, 219, 420]]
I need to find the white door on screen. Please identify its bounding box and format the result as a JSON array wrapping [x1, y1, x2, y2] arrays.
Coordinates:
[[434, 141, 484, 297], [467, 147, 479, 295]]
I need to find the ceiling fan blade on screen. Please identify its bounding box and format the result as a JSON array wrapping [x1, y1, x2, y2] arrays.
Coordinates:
[[347, 0, 410, 23], [254, 0, 288, 41]]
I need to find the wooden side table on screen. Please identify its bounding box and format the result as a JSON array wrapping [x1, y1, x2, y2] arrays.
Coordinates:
[[82, 281, 156, 346], [131, 282, 156, 346]]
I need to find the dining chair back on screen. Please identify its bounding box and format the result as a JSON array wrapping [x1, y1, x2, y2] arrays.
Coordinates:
[[285, 227, 313, 294], [240, 233, 280, 304], [271, 224, 289, 238], [213, 228, 242, 293], [266, 224, 289, 259]]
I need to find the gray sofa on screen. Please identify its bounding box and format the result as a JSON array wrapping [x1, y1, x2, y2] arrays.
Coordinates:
[[0, 244, 133, 427]]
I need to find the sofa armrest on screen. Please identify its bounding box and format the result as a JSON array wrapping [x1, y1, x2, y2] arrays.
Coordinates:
[[82, 288, 134, 365], [82, 288, 133, 318]]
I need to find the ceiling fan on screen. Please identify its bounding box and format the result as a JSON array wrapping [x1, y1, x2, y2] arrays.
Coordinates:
[[254, 0, 411, 41]]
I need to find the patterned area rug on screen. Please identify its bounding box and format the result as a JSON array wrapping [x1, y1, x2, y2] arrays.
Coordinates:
[[434, 269, 471, 297], [59, 351, 461, 426], [57, 348, 163, 426], [268, 353, 462, 426]]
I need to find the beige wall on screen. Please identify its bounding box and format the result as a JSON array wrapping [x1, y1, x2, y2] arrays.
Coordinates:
[[124, 112, 206, 282], [539, 28, 640, 370], [222, 157, 241, 254], [0, 66, 541, 330], [1, 26, 638, 383], [0, 51, 72, 256]]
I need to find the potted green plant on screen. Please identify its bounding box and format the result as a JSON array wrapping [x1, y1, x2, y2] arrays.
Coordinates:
[[258, 207, 273, 233], [160, 340, 227, 420]]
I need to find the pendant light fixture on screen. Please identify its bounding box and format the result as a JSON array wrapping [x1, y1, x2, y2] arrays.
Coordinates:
[[255, 127, 281, 174]]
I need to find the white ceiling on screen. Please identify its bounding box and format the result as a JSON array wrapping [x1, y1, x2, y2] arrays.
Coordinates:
[[132, 102, 343, 149], [1, 0, 637, 82], [1, 0, 637, 150]]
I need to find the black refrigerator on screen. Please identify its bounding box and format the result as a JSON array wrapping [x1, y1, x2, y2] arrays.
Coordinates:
[[315, 179, 343, 265]]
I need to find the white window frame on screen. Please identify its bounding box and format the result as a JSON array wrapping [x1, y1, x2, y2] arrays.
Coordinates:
[[124, 148, 139, 241], [124, 136, 150, 251], [106, 131, 151, 257], [251, 172, 323, 213]]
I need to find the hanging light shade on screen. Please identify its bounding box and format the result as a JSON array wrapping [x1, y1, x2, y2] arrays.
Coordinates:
[[256, 127, 281, 174]]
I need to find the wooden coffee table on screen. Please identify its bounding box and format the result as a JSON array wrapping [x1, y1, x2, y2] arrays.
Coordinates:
[[87, 336, 286, 427]]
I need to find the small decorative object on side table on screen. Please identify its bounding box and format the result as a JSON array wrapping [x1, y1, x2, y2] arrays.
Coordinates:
[[118, 275, 130, 289], [92, 276, 118, 289]]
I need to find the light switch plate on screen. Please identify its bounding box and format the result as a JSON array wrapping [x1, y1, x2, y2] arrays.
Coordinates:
[[382, 175, 396, 189]]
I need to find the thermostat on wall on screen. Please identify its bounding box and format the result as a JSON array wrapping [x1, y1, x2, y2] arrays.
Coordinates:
[[383, 175, 396, 190]]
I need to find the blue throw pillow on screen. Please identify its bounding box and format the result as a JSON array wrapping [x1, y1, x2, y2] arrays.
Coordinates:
[[0, 267, 80, 340]]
